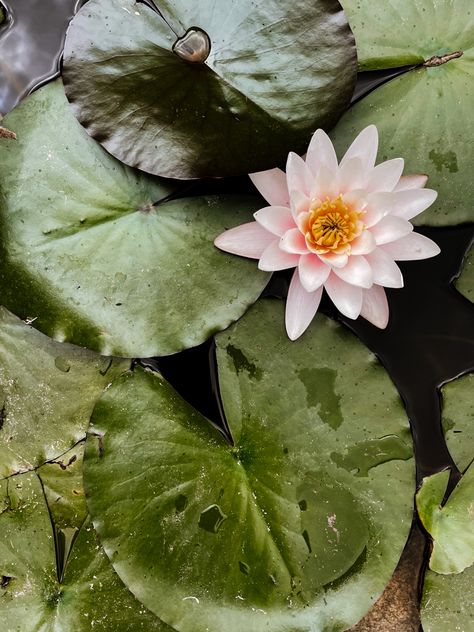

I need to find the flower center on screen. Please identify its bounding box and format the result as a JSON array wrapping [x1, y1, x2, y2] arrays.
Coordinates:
[[305, 195, 363, 254]]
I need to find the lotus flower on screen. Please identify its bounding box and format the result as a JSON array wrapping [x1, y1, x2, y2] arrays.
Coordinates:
[[215, 125, 440, 340]]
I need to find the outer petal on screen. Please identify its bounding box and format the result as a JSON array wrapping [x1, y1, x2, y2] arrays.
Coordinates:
[[393, 174, 428, 192], [254, 206, 295, 236], [286, 152, 313, 197], [306, 129, 338, 177], [339, 125, 378, 173], [364, 192, 394, 227], [258, 240, 300, 271], [280, 228, 308, 254], [333, 255, 373, 288], [249, 168, 290, 207], [285, 269, 323, 340], [369, 215, 413, 245], [338, 157, 366, 193], [391, 189, 438, 221], [360, 285, 389, 329], [365, 248, 404, 288], [350, 230, 376, 255], [324, 273, 363, 319], [381, 233, 441, 260], [214, 222, 276, 259], [298, 253, 331, 292], [366, 158, 404, 193]]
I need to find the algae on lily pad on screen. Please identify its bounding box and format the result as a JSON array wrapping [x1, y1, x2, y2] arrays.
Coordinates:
[[83, 300, 414, 632], [62, 0, 356, 178], [0, 80, 270, 357]]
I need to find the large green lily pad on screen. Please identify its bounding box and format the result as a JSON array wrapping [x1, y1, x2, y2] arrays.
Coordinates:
[[330, 55, 474, 226], [421, 564, 474, 632], [83, 300, 414, 632], [455, 246, 474, 303], [0, 306, 128, 479], [0, 80, 269, 357], [0, 471, 169, 631], [440, 372, 474, 474], [62, 0, 356, 179], [340, 0, 473, 71]]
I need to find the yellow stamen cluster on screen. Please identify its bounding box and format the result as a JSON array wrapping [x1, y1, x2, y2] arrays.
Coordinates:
[[305, 195, 363, 254]]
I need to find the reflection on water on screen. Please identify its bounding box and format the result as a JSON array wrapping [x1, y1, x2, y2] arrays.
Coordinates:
[[0, 0, 80, 115]]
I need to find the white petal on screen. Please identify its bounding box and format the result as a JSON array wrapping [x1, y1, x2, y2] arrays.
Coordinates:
[[340, 125, 378, 173], [393, 174, 428, 191], [286, 152, 313, 197], [290, 189, 311, 219], [254, 206, 295, 236], [342, 189, 367, 212], [360, 285, 389, 329], [391, 189, 438, 221], [363, 192, 394, 227], [350, 230, 376, 255], [381, 233, 441, 261], [366, 158, 405, 193], [311, 163, 339, 200], [249, 168, 290, 207], [214, 222, 275, 258], [318, 251, 349, 269], [365, 248, 404, 288], [324, 273, 363, 319], [370, 215, 413, 245], [258, 240, 300, 271], [280, 228, 308, 254], [338, 157, 366, 192], [298, 253, 331, 292], [285, 269, 323, 340], [306, 129, 338, 176], [333, 255, 373, 288]]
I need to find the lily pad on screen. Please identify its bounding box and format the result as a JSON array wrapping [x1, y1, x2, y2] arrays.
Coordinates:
[[0, 471, 168, 631], [62, 0, 356, 179], [340, 0, 473, 71], [83, 300, 414, 632], [440, 372, 474, 474], [421, 564, 474, 632], [455, 246, 474, 303], [416, 466, 474, 574], [0, 306, 128, 479], [330, 56, 474, 225], [0, 80, 269, 357]]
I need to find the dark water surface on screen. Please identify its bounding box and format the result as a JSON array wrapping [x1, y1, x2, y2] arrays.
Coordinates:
[[2, 0, 473, 485]]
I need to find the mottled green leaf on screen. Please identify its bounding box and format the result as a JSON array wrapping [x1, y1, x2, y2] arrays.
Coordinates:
[[421, 564, 474, 632], [417, 466, 474, 574], [0, 80, 269, 356], [441, 372, 474, 474], [83, 300, 413, 632], [62, 0, 356, 179], [455, 246, 474, 303]]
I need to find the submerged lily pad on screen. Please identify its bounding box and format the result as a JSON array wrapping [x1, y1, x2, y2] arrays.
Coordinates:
[[456, 246, 474, 303], [0, 80, 269, 357], [62, 0, 356, 179], [330, 55, 474, 226], [340, 0, 472, 70], [0, 471, 168, 631], [83, 300, 413, 632], [0, 306, 128, 479]]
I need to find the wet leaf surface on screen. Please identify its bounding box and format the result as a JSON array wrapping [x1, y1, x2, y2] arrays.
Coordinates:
[[456, 245, 474, 304]]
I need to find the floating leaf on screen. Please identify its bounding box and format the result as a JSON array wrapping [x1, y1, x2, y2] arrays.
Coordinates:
[[416, 466, 474, 574], [421, 564, 474, 632], [440, 372, 474, 474], [0, 80, 269, 357], [0, 306, 128, 479], [330, 55, 474, 226], [83, 300, 413, 632], [0, 472, 168, 630], [340, 0, 471, 71], [455, 246, 474, 303], [62, 0, 357, 179]]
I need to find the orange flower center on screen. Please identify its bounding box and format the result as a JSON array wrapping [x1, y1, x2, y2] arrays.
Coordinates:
[[305, 195, 363, 254]]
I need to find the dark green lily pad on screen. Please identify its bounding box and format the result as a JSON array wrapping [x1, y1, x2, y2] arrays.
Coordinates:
[[340, 0, 473, 71], [421, 564, 474, 632], [0, 471, 168, 631], [83, 300, 414, 632], [455, 246, 474, 303], [62, 0, 356, 179], [0, 80, 269, 357], [330, 57, 474, 226], [441, 372, 474, 474], [0, 306, 128, 479]]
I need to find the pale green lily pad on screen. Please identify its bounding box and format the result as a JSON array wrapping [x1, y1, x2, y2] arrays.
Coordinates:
[[83, 300, 414, 632], [0, 80, 269, 357], [441, 372, 474, 474], [455, 246, 474, 303], [62, 0, 356, 179], [340, 0, 473, 70], [416, 466, 474, 574], [0, 471, 168, 631], [0, 306, 128, 479], [330, 57, 474, 226], [421, 564, 474, 632]]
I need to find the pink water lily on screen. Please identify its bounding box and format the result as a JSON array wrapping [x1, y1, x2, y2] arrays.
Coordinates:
[[215, 125, 440, 340]]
